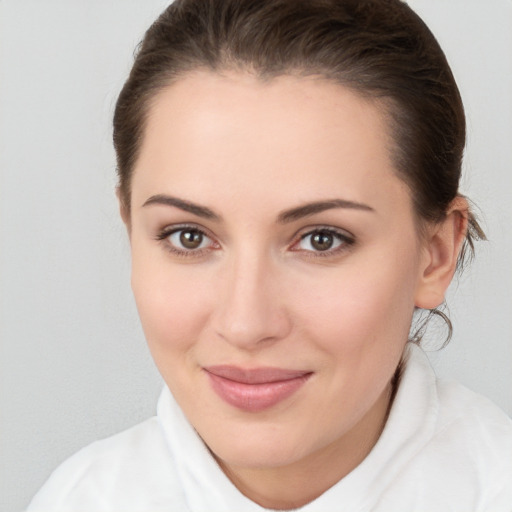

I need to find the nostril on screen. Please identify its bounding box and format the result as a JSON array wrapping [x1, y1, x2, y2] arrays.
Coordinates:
[[213, 298, 292, 348]]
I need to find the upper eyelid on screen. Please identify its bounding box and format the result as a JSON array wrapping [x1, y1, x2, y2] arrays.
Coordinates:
[[293, 225, 355, 241], [157, 223, 213, 239]]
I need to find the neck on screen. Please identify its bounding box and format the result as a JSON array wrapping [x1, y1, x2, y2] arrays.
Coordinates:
[[217, 382, 394, 510]]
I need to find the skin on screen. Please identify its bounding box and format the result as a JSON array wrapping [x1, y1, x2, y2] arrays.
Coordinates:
[[122, 71, 467, 510]]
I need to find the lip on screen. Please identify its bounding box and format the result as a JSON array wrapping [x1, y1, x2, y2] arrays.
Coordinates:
[[204, 365, 312, 412]]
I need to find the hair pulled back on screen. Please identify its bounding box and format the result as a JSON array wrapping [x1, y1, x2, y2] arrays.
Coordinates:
[[113, 0, 485, 342]]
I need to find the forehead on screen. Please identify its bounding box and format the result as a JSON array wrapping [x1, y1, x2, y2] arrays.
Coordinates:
[[132, 71, 411, 217]]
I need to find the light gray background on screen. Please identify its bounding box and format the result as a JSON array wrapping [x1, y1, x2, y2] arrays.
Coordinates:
[[1, 1, 511, 511]]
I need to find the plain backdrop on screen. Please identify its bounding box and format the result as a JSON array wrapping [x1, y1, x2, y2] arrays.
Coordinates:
[[0, 1, 511, 510]]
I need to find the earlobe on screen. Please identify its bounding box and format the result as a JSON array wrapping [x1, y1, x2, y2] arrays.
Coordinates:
[[414, 197, 469, 310]]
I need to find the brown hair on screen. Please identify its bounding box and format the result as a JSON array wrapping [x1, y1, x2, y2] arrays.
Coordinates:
[[113, 0, 485, 341]]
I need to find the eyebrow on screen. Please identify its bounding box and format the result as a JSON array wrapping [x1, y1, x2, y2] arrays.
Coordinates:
[[277, 199, 374, 223], [142, 194, 221, 221], [142, 194, 374, 223]]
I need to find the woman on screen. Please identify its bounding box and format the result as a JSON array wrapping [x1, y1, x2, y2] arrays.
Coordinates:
[[27, 0, 512, 510]]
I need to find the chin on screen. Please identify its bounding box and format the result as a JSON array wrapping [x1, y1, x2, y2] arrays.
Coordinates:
[[216, 445, 303, 471], [202, 421, 313, 469]]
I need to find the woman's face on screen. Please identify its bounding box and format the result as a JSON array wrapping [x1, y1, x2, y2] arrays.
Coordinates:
[[128, 72, 432, 476]]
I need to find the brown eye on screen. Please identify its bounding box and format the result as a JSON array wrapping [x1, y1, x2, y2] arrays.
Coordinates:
[[179, 229, 204, 249], [163, 228, 211, 252], [295, 228, 352, 254], [160, 226, 218, 256], [310, 231, 334, 251]]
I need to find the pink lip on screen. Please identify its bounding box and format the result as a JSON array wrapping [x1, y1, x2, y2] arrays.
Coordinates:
[[204, 366, 312, 412]]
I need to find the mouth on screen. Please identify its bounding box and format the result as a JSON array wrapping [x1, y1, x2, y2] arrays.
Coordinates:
[[203, 365, 313, 412]]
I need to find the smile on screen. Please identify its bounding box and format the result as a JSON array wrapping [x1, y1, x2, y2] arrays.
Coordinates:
[[203, 366, 312, 412]]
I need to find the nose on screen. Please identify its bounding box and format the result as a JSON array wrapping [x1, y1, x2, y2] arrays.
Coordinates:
[[212, 250, 292, 350]]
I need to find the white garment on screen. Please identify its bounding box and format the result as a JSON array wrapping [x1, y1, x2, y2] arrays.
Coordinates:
[[27, 344, 512, 512]]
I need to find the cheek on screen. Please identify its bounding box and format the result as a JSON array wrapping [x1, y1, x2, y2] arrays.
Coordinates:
[[130, 248, 213, 359], [300, 257, 418, 356]]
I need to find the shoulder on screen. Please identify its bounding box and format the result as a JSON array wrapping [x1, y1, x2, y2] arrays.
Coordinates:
[[373, 345, 512, 510], [27, 417, 185, 512], [404, 346, 512, 507], [433, 376, 512, 468], [431, 379, 512, 508], [403, 344, 512, 452]]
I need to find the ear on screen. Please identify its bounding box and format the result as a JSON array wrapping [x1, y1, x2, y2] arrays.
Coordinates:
[[414, 196, 469, 309], [116, 186, 131, 232]]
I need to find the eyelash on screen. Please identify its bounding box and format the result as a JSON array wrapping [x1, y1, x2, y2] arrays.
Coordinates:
[[155, 225, 355, 259], [291, 227, 355, 258], [156, 224, 217, 258]]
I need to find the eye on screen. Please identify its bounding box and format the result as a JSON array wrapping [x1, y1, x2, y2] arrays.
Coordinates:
[[157, 225, 218, 256], [169, 229, 209, 250], [292, 228, 354, 255]]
